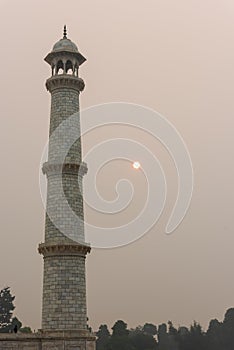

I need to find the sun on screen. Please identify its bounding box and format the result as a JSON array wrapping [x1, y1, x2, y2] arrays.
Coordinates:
[[132, 161, 141, 170]]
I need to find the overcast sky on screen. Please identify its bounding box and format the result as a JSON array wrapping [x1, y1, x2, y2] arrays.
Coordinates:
[[0, 0, 234, 332]]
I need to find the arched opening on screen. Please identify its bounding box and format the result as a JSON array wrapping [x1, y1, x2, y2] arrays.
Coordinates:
[[56, 60, 64, 75], [65, 60, 73, 75]]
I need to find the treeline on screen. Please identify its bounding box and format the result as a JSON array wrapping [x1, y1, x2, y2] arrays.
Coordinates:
[[2, 286, 234, 349], [96, 308, 234, 350]]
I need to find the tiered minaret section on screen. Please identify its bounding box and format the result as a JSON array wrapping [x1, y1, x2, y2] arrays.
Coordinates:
[[38, 27, 91, 333]]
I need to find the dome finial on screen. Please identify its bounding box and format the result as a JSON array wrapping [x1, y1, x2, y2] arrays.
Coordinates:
[[63, 25, 67, 39]]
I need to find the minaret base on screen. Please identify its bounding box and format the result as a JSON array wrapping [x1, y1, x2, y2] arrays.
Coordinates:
[[0, 331, 96, 350]]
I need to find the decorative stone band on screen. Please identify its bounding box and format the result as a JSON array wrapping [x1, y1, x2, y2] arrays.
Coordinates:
[[42, 162, 88, 177], [38, 242, 91, 258], [46, 75, 85, 93]]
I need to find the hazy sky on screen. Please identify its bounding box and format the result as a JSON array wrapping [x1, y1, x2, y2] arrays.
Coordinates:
[[0, 0, 234, 332]]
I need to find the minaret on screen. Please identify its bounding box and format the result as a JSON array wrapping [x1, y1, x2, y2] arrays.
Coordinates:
[[38, 27, 95, 348]]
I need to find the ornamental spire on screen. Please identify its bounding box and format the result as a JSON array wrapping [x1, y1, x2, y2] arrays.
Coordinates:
[[63, 25, 67, 39]]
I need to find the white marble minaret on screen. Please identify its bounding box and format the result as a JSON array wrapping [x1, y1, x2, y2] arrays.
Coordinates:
[[38, 26, 96, 349]]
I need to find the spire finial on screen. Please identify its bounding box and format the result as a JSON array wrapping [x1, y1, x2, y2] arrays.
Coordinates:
[[63, 25, 67, 38]]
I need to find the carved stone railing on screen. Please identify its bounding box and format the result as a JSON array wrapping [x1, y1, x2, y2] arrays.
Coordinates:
[[38, 242, 91, 257], [46, 75, 85, 92]]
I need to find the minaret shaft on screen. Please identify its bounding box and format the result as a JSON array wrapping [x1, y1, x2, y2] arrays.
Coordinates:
[[39, 32, 91, 335], [44, 77, 85, 245]]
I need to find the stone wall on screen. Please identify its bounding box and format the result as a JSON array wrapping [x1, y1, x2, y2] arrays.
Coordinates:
[[0, 331, 96, 350]]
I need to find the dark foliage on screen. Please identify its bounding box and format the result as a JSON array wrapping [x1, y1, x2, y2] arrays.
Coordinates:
[[0, 287, 15, 332], [96, 307, 234, 350], [0, 287, 22, 333]]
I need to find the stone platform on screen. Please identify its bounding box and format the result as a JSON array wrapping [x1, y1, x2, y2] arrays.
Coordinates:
[[0, 330, 96, 350]]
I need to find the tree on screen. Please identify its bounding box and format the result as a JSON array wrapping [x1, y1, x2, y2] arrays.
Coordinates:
[[167, 321, 179, 350], [222, 308, 234, 350], [177, 326, 190, 350], [108, 320, 135, 350], [130, 327, 158, 350], [112, 320, 129, 337], [131, 332, 157, 350], [168, 321, 177, 337], [224, 308, 234, 325], [206, 319, 223, 350], [0, 287, 15, 332], [157, 323, 169, 350], [187, 321, 207, 350], [143, 323, 157, 337], [96, 324, 110, 350], [157, 324, 167, 341]]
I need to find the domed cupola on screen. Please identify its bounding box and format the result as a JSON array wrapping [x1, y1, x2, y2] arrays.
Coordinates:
[[44, 26, 86, 76]]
